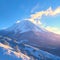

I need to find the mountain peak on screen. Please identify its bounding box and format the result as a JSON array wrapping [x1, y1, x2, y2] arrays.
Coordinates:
[[7, 20, 46, 33]]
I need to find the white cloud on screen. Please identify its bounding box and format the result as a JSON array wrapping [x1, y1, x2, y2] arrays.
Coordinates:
[[29, 7, 60, 22], [26, 6, 60, 34], [45, 7, 60, 16]]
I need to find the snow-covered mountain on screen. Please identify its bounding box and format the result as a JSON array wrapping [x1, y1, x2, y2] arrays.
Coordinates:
[[5, 20, 60, 48], [0, 20, 60, 60], [7, 20, 46, 33]]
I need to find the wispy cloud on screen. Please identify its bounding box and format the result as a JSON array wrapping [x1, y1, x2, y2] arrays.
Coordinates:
[[29, 7, 60, 22], [31, 3, 40, 13], [26, 6, 60, 34]]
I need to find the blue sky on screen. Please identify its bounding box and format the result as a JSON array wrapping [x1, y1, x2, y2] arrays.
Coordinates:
[[0, 0, 60, 34]]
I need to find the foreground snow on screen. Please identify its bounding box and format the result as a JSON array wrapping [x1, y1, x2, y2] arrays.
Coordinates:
[[0, 36, 60, 60]]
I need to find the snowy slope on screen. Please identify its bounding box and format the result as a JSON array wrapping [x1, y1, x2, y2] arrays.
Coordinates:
[[0, 36, 60, 60]]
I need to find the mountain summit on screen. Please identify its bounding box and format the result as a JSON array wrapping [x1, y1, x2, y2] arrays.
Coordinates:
[[7, 20, 46, 33]]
